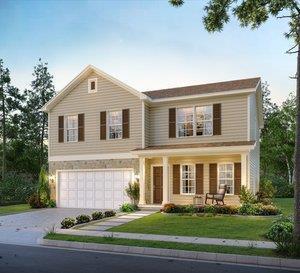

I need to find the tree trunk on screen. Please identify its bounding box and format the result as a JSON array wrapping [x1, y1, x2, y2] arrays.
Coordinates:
[[294, 41, 300, 245], [1, 92, 5, 181]]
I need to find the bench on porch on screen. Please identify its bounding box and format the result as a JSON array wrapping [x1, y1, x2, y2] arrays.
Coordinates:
[[205, 184, 227, 205]]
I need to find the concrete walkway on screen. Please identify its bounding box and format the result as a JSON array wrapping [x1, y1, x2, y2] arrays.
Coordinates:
[[77, 211, 154, 232]]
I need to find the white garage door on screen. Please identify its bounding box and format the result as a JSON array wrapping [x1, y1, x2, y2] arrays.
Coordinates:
[[58, 170, 132, 209]]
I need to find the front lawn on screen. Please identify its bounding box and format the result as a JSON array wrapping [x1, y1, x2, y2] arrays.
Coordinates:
[[110, 198, 294, 241], [0, 204, 32, 216], [45, 233, 277, 257]]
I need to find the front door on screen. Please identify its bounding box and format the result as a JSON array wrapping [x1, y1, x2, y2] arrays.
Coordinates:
[[153, 166, 163, 204]]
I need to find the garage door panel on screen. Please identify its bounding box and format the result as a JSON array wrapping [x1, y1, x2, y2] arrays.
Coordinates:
[[58, 169, 133, 209]]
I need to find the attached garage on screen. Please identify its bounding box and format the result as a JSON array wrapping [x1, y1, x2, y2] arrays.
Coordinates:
[[57, 169, 133, 209]]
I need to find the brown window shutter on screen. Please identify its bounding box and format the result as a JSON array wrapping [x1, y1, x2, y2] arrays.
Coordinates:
[[213, 104, 221, 135], [122, 109, 130, 139], [169, 108, 176, 138], [173, 164, 180, 194], [78, 113, 84, 142], [209, 163, 218, 193], [196, 164, 204, 194], [58, 116, 64, 143], [100, 111, 106, 140], [234, 163, 242, 195]]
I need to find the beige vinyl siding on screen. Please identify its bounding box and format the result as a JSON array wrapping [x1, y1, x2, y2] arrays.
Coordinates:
[[249, 130, 260, 194], [249, 93, 258, 140], [144, 102, 151, 147], [49, 72, 142, 156], [149, 94, 249, 146], [146, 155, 241, 205]]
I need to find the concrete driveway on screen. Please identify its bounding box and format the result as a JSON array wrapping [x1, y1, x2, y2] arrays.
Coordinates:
[[0, 208, 95, 245]]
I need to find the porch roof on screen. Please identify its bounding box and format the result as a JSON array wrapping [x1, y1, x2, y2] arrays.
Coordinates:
[[132, 141, 256, 157]]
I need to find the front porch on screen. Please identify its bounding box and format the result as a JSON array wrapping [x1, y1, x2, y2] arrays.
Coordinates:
[[133, 142, 255, 206]]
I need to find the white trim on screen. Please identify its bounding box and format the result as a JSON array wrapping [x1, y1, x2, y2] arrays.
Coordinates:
[[147, 88, 256, 103], [217, 162, 235, 195], [151, 164, 163, 204], [142, 101, 145, 148], [42, 65, 146, 112], [132, 144, 255, 157], [49, 152, 138, 162], [180, 163, 196, 195], [88, 78, 98, 93], [247, 95, 251, 141]]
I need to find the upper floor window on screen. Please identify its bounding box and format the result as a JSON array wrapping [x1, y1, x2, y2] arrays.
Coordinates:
[[176, 105, 213, 137], [66, 115, 78, 142], [108, 111, 122, 139], [88, 78, 97, 93], [218, 163, 234, 194], [181, 164, 195, 194]]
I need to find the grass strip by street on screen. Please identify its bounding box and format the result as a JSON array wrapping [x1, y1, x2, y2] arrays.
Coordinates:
[[45, 233, 279, 257], [0, 204, 32, 216]]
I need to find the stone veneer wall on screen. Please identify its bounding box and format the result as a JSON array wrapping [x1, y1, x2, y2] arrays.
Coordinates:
[[49, 158, 139, 200]]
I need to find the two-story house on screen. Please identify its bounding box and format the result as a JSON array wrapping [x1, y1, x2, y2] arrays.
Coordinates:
[[42, 65, 263, 209]]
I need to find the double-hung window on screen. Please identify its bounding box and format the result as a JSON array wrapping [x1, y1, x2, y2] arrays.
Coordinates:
[[176, 106, 212, 137], [108, 111, 122, 139], [66, 115, 78, 142], [181, 165, 195, 194], [218, 163, 234, 194]]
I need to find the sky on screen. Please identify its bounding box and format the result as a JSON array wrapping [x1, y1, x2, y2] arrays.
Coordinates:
[[0, 0, 297, 104]]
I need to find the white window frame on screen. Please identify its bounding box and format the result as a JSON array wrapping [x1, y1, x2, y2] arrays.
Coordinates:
[[217, 162, 234, 195], [195, 105, 213, 137], [65, 115, 78, 143], [108, 110, 123, 140], [88, 78, 97, 93], [176, 105, 213, 138], [180, 164, 196, 195]]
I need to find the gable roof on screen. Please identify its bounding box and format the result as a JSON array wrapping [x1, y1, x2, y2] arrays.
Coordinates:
[[42, 65, 147, 112], [143, 77, 260, 100]]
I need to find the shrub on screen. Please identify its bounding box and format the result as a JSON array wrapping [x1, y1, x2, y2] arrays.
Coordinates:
[[195, 205, 205, 213], [215, 205, 239, 215], [256, 179, 276, 204], [76, 214, 91, 224], [104, 210, 116, 218], [266, 216, 294, 255], [61, 217, 76, 229], [28, 193, 46, 208], [203, 205, 217, 214], [37, 166, 50, 205], [47, 200, 56, 208], [0, 172, 37, 205], [161, 203, 178, 213], [238, 203, 259, 215], [181, 204, 197, 213], [125, 181, 140, 206], [120, 203, 138, 212], [239, 186, 256, 204], [259, 205, 281, 216], [91, 211, 103, 220]]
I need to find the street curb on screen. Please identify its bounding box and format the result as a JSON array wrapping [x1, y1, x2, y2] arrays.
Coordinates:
[[39, 239, 300, 270]]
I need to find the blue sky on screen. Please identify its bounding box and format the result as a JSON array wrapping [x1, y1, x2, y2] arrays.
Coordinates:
[[0, 0, 296, 104]]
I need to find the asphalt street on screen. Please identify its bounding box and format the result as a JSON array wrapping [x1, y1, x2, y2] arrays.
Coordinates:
[[0, 243, 296, 273]]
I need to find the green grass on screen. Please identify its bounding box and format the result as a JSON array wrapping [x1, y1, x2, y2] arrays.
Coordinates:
[[110, 198, 294, 241], [45, 233, 278, 257], [274, 198, 294, 215], [0, 204, 32, 216]]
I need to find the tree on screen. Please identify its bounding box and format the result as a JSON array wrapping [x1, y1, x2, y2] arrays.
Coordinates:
[[169, 0, 300, 246], [0, 59, 24, 180], [22, 59, 55, 168]]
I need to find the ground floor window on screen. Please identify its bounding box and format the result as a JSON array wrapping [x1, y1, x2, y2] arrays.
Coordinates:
[[218, 163, 234, 194], [181, 164, 195, 194]]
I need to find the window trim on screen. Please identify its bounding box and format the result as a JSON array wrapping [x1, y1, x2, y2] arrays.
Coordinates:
[[176, 105, 213, 138], [88, 78, 98, 93], [65, 114, 78, 143], [180, 164, 196, 195], [107, 110, 123, 140], [217, 162, 234, 195]]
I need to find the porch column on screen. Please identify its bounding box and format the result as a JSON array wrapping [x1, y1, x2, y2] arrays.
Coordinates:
[[241, 153, 248, 187], [139, 157, 146, 205], [162, 156, 170, 204]]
